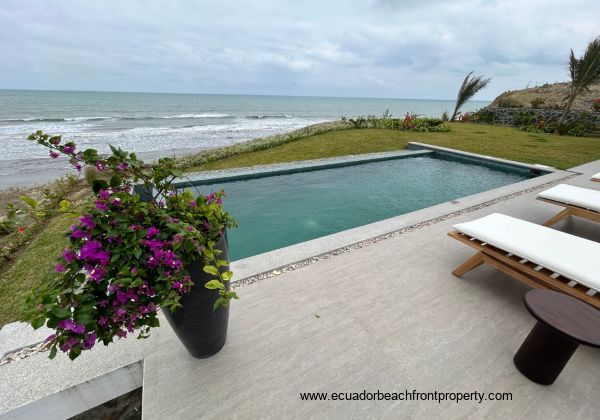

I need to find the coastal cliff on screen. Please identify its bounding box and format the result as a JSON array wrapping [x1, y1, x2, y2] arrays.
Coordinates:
[[490, 82, 600, 110]]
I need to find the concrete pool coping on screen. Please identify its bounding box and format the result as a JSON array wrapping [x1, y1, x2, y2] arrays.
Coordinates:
[[175, 149, 433, 187]]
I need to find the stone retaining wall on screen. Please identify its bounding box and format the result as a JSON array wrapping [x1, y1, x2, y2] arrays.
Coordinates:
[[479, 107, 600, 125]]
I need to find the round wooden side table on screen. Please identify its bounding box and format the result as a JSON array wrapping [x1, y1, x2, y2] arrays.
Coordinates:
[[514, 289, 600, 385]]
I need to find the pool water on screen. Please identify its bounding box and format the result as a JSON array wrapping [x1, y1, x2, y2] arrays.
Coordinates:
[[188, 156, 534, 260]]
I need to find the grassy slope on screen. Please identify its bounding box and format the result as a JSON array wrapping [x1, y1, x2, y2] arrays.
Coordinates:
[[192, 123, 600, 172], [0, 213, 75, 326], [1, 123, 599, 327]]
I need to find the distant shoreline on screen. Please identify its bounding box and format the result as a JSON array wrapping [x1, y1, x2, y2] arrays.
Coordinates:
[[0, 147, 210, 190]]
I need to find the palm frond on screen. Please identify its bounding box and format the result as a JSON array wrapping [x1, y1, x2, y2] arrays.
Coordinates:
[[571, 37, 600, 94], [560, 36, 600, 124], [451, 72, 491, 121]]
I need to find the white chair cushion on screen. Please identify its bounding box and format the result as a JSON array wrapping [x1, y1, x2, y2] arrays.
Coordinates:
[[453, 213, 600, 291], [593, 172, 600, 181], [538, 184, 600, 213]]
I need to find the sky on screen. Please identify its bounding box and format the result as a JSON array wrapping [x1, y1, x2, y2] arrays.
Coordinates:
[[0, 0, 598, 100]]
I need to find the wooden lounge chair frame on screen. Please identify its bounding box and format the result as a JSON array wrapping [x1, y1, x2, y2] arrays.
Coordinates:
[[536, 196, 600, 227], [448, 230, 600, 310]]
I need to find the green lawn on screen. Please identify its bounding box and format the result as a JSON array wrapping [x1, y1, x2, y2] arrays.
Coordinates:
[[0, 214, 75, 326], [1, 123, 599, 327], [191, 123, 600, 172]]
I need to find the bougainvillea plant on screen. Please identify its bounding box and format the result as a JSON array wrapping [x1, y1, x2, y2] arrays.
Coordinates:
[[25, 131, 237, 360]]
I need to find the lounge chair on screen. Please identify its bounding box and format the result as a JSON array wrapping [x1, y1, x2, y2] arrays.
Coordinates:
[[593, 172, 600, 183], [448, 213, 600, 310], [536, 184, 600, 226]]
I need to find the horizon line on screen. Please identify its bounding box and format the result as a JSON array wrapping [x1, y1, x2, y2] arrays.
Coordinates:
[[0, 88, 492, 103]]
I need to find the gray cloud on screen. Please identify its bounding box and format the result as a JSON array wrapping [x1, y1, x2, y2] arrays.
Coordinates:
[[0, 0, 598, 99]]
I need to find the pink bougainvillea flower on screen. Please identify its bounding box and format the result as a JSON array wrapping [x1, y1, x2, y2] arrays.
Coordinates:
[[95, 201, 108, 212], [49, 151, 59, 159], [63, 248, 77, 263], [117, 162, 128, 171], [79, 215, 96, 230], [99, 190, 110, 200], [95, 161, 106, 171], [146, 226, 159, 238], [82, 332, 97, 350], [89, 266, 106, 283], [61, 144, 76, 154], [17, 226, 25, 234], [69, 229, 90, 240], [58, 319, 85, 334], [54, 263, 66, 273], [60, 336, 80, 352], [72, 162, 82, 172], [78, 240, 110, 266]]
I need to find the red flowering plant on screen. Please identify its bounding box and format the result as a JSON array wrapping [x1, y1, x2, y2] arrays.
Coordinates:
[[25, 131, 237, 360]]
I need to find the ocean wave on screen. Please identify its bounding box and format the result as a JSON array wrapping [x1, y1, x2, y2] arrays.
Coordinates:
[[0, 114, 236, 124], [0, 118, 69, 123], [163, 113, 234, 119], [245, 114, 292, 119]]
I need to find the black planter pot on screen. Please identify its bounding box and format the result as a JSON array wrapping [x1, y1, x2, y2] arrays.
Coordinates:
[[162, 235, 230, 358]]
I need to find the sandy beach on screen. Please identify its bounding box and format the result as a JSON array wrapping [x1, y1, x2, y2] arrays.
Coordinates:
[[0, 147, 208, 190]]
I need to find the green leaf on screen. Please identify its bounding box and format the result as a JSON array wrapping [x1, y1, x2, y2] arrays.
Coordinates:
[[213, 297, 226, 311], [91, 179, 109, 193], [133, 248, 142, 259], [59, 200, 71, 212], [51, 306, 71, 318], [109, 174, 123, 188], [204, 280, 224, 290], [31, 316, 46, 329], [148, 317, 160, 327], [48, 346, 57, 359], [20, 195, 37, 209], [74, 312, 92, 326], [216, 259, 228, 267], [221, 271, 233, 281], [68, 347, 81, 360], [202, 265, 218, 275]]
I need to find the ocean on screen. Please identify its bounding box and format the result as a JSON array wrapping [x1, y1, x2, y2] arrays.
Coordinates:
[[0, 90, 488, 188]]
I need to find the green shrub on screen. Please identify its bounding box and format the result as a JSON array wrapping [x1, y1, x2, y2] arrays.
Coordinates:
[[471, 109, 495, 124], [348, 112, 449, 132], [566, 121, 590, 137], [512, 111, 537, 127]]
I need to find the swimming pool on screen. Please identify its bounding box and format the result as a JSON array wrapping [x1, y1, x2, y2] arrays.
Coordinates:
[[181, 153, 540, 261]]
